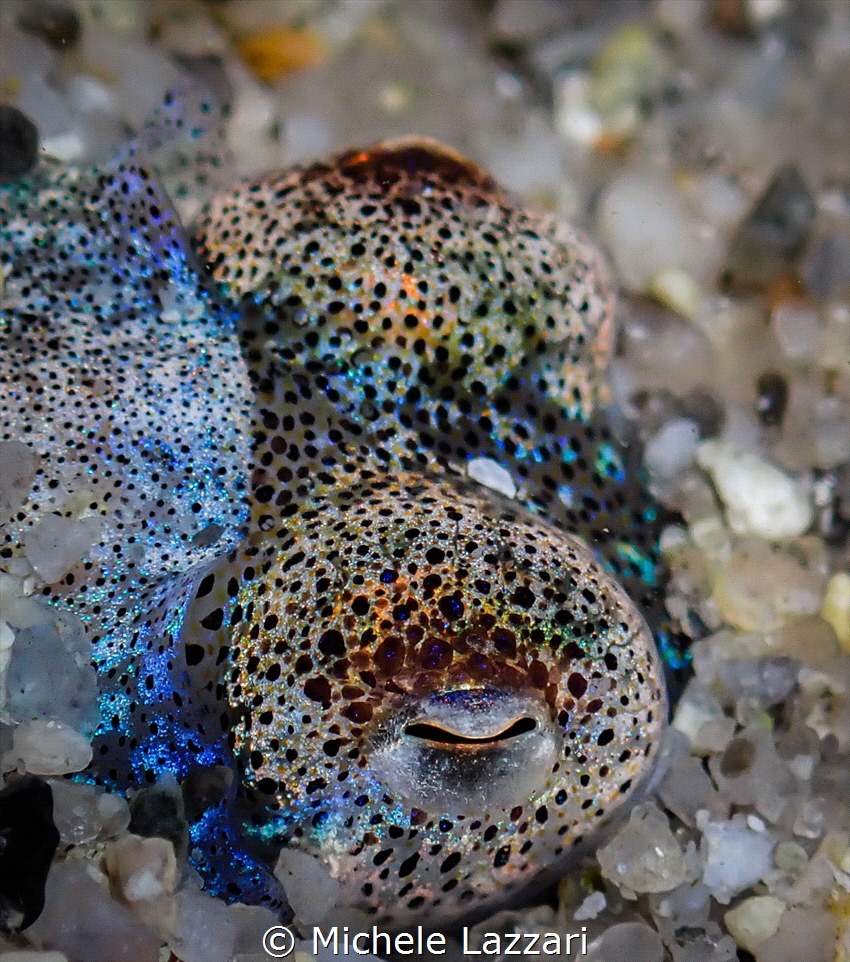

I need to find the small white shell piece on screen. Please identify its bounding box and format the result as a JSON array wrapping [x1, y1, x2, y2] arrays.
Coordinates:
[[467, 457, 517, 499]]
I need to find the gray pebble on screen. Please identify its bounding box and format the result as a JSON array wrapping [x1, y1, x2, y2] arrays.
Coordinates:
[[803, 233, 850, 298]]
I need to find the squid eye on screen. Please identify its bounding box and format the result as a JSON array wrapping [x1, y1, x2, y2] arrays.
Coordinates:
[[371, 690, 558, 814], [403, 717, 537, 745]]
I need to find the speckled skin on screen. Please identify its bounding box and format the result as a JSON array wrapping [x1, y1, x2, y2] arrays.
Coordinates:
[[1, 96, 673, 927]]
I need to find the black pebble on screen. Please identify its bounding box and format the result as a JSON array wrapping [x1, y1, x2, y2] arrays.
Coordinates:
[[755, 370, 789, 427], [0, 106, 40, 180], [0, 774, 60, 934], [679, 386, 725, 439], [814, 465, 850, 548], [18, 1, 81, 49], [181, 764, 235, 821], [128, 780, 189, 863], [728, 165, 816, 285], [719, 736, 755, 777], [746, 165, 816, 257]]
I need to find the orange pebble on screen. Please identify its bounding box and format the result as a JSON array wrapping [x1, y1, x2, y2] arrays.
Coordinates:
[[765, 271, 807, 312], [236, 26, 326, 83]]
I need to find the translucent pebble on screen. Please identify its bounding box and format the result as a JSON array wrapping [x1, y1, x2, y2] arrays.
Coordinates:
[[689, 172, 748, 233], [718, 402, 764, 454], [225, 63, 277, 176], [168, 890, 237, 962], [573, 889, 607, 920], [771, 302, 821, 362], [648, 724, 692, 789], [23, 514, 102, 584], [798, 666, 850, 748], [0, 574, 53, 630], [792, 799, 825, 839], [0, 441, 38, 517], [671, 679, 726, 744], [0, 620, 14, 676], [779, 851, 837, 908], [644, 418, 700, 484], [0, 557, 32, 578], [654, 880, 711, 929], [65, 73, 116, 114], [712, 537, 825, 633], [14, 67, 74, 145], [690, 716, 736, 756], [47, 779, 104, 845], [719, 735, 756, 777], [697, 440, 813, 540], [814, 415, 850, 470], [658, 753, 727, 825], [78, 29, 187, 129], [714, 657, 798, 707], [0, 21, 58, 102], [484, 122, 569, 199], [819, 302, 850, 369], [819, 830, 850, 874], [659, 524, 689, 553], [97, 791, 131, 839], [694, 617, 838, 676], [1, 719, 92, 776], [698, 812, 775, 903], [773, 840, 808, 874], [467, 457, 517, 499], [596, 171, 722, 291], [617, 299, 717, 399], [26, 861, 160, 962], [40, 130, 86, 163], [6, 620, 100, 734], [708, 724, 795, 823], [753, 906, 837, 962], [274, 848, 341, 925], [585, 921, 664, 962], [555, 72, 603, 149], [229, 903, 280, 961], [596, 803, 687, 897], [282, 113, 334, 165]]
